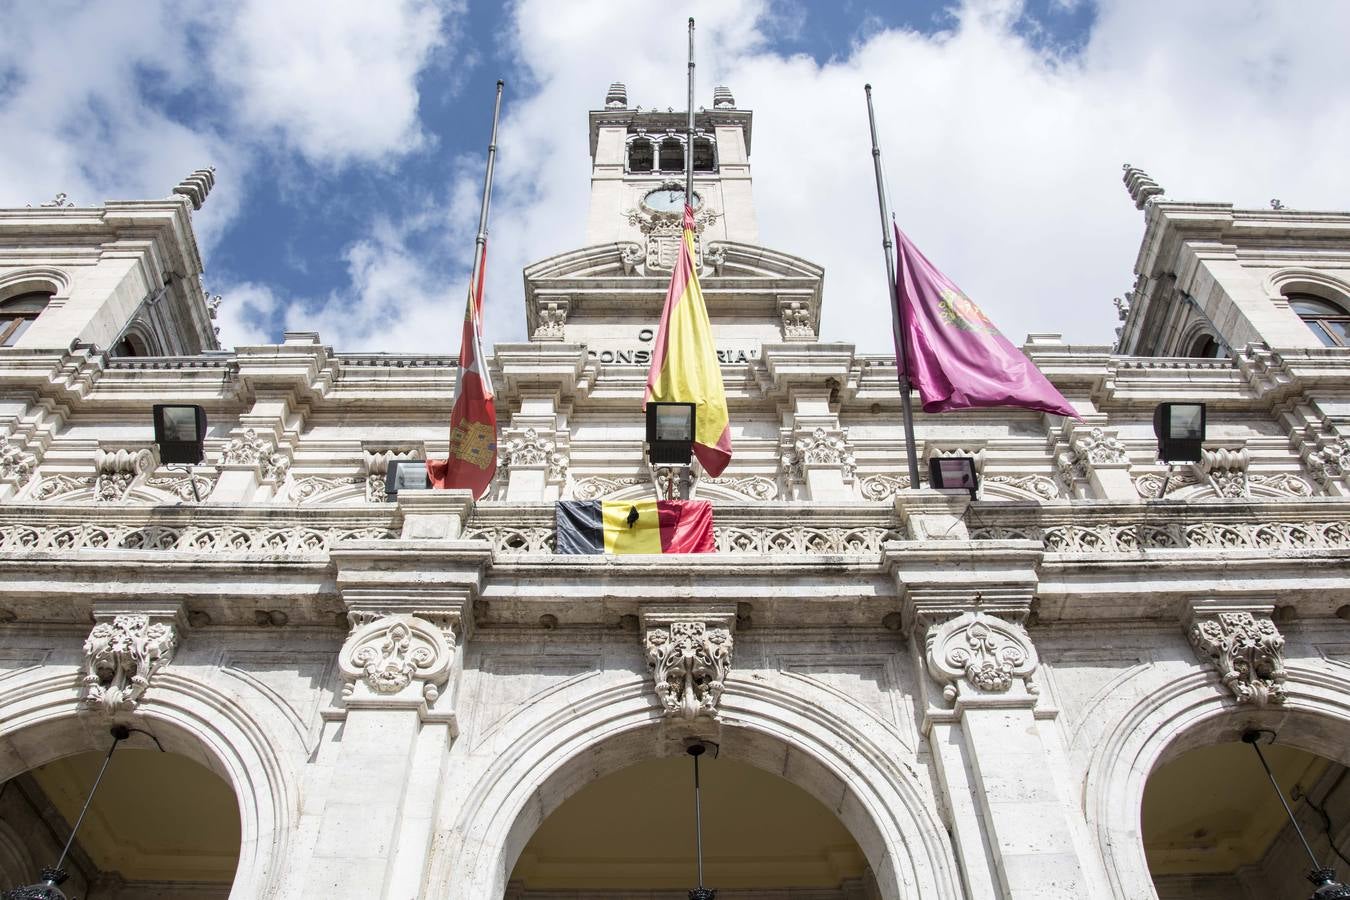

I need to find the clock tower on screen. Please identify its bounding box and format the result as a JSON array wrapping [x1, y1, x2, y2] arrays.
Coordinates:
[[585, 82, 757, 255]]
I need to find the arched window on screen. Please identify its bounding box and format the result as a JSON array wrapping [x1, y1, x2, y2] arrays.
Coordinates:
[[628, 138, 653, 174], [1186, 333, 1222, 358], [113, 334, 149, 357], [0, 292, 51, 346], [658, 138, 684, 173], [1288, 292, 1350, 347], [692, 137, 716, 172]]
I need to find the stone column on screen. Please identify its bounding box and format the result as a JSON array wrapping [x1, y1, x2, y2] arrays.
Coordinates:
[[920, 604, 1109, 899], [304, 540, 491, 899]]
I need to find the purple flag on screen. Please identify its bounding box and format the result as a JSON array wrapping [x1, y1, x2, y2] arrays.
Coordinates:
[[894, 223, 1079, 418]]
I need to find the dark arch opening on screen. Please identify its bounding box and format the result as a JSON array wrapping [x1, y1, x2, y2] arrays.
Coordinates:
[[658, 138, 684, 173], [628, 138, 654, 174]]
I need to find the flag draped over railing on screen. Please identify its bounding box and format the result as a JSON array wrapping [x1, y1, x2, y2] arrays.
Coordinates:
[[427, 242, 497, 495], [893, 222, 1079, 419], [644, 205, 733, 477]]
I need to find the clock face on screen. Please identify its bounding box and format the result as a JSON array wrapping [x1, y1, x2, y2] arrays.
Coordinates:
[[641, 187, 701, 214]]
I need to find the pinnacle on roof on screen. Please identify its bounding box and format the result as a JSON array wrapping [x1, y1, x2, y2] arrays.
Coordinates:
[[1121, 163, 1164, 210], [173, 167, 217, 210]]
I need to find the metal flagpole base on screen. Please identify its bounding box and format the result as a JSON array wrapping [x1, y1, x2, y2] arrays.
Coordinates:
[[688, 890, 717, 900]]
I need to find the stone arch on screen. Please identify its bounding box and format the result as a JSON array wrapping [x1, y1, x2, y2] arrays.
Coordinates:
[[0, 667, 301, 899], [432, 678, 961, 900], [0, 267, 71, 306], [1085, 660, 1350, 899], [1264, 267, 1350, 310]]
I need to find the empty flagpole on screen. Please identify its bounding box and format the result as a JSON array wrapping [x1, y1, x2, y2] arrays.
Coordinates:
[[686, 17, 696, 204], [865, 84, 922, 489]]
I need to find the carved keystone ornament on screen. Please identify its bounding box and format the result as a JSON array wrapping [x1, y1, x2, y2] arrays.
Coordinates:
[[645, 620, 734, 720], [82, 614, 178, 713], [338, 613, 454, 704], [1188, 609, 1287, 706], [925, 610, 1038, 702]]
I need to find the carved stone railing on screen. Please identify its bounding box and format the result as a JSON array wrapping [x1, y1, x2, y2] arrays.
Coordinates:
[[0, 504, 400, 558], [463, 502, 904, 556], [967, 499, 1350, 555]]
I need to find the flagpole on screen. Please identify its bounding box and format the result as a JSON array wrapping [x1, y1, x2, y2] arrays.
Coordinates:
[[686, 17, 695, 205], [450, 78, 504, 448], [864, 84, 922, 489]]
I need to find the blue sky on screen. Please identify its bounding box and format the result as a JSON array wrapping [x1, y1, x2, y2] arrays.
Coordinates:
[[2, 0, 1347, 354]]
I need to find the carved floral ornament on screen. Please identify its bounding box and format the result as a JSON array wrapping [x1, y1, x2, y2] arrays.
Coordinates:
[[645, 621, 734, 720], [1307, 438, 1350, 488], [925, 610, 1039, 702], [1188, 609, 1287, 706], [82, 614, 178, 713], [783, 428, 856, 482], [1072, 427, 1129, 466], [0, 436, 36, 486], [219, 428, 290, 480], [338, 613, 454, 703]]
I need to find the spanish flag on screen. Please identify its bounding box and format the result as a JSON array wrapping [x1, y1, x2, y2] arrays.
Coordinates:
[[644, 205, 732, 476], [555, 500, 715, 554]]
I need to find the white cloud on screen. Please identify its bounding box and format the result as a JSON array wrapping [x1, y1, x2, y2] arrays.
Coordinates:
[[213, 281, 280, 347], [467, 0, 1350, 352], [208, 0, 460, 168]]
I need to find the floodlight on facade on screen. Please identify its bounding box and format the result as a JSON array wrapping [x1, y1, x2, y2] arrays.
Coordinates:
[[385, 460, 430, 500], [645, 402, 696, 466], [929, 456, 979, 499], [1153, 402, 1206, 463], [152, 404, 207, 465]]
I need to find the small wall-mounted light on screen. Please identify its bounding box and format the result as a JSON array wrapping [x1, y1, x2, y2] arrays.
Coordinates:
[[152, 404, 207, 465], [645, 402, 696, 466], [385, 460, 429, 500], [929, 456, 979, 499], [1154, 402, 1205, 463]]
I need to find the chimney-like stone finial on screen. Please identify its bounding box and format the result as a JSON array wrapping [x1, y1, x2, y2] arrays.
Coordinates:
[[713, 85, 735, 108], [173, 167, 217, 210], [606, 82, 628, 108], [1121, 163, 1164, 210]]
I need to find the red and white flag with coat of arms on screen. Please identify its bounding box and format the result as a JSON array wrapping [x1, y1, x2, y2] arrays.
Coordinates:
[[428, 242, 497, 496]]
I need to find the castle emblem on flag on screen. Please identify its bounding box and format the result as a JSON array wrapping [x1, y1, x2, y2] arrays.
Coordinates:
[[449, 420, 496, 468]]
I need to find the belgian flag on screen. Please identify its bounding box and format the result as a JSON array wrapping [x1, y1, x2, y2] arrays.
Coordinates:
[[555, 500, 715, 554]]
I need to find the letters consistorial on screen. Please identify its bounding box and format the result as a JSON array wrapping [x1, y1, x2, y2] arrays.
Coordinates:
[[82, 614, 178, 713], [1188, 610, 1287, 706], [926, 610, 1038, 702], [338, 613, 454, 703], [645, 621, 734, 720]]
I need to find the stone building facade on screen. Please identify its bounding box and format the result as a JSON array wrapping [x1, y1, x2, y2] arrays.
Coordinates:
[[0, 84, 1348, 900]]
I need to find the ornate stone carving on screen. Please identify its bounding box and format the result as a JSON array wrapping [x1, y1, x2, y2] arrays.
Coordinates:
[[39, 192, 75, 208], [704, 242, 727, 276], [500, 428, 567, 482], [0, 436, 36, 486], [95, 448, 156, 502], [780, 301, 814, 339], [1133, 469, 1200, 499], [694, 474, 778, 501], [82, 615, 178, 713], [1055, 449, 1088, 492], [1188, 610, 1286, 706], [571, 476, 645, 500], [144, 471, 218, 502], [645, 621, 733, 719], [1196, 447, 1249, 498], [626, 197, 719, 272], [290, 475, 361, 503], [1039, 520, 1350, 553], [532, 302, 568, 340], [1072, 427, 1129, 466], [0, 521, 397, 554], [619, 242, 643, 275], [983, 474, 1061, 501], [338, 613, 455, 703], [219, 428, 289, 480], [1122, 163, 1165, 209], [925, 610, 1038, 702], [1307, 438, 1349, 489], [860, 473, 918, 499], [783, 428, 856, 483]]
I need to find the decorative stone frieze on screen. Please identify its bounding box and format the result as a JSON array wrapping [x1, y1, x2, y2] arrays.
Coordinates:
[[641, 607, 735, 720], [82, 613, 179, 713], [1186, 602, 1287, 706], [290, 475, 361, 503], [339, 613, 455, 703], [925, 610, 1038, 701], [626, 199, 719, 272], [144, 471, 217, 502]]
